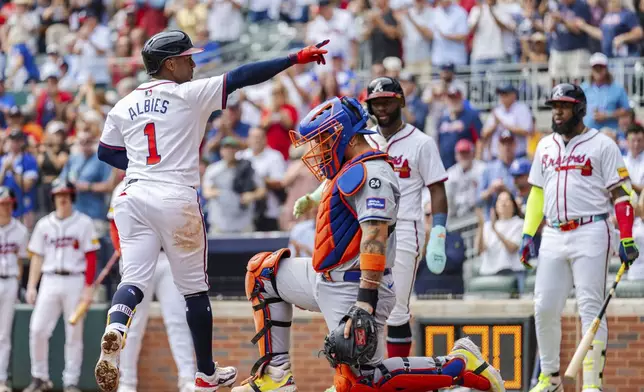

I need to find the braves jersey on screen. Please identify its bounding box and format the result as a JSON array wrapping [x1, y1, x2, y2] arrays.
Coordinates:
[[28, 211, 100, 273], [100, 76, 226, 188], [528, 128, 629, 223], [0, 218, 29, 277], [366, 124, 448, 221]]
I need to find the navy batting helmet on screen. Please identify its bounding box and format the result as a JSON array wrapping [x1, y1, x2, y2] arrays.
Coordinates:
[[141, 30, 204, 76], [51, 178, 76, 203], [0, 186, 17, 211], [545, 83, 587, 118], [364, 77, 405, 115]]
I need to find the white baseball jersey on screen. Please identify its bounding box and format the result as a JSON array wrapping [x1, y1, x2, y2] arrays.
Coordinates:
[[28, 211, 100, 273], [366, 124, 448, 221], [100, 76, 226, 188], [529, 128, 629, 223], [0, 219, 29, 277]]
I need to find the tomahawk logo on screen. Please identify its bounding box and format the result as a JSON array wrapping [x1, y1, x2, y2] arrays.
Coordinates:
[[551, 85, 565, 99], [372, 81, 384, 93]]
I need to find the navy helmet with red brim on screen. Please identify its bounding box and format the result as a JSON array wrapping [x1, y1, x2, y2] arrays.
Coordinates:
[[545, 83, 587, 117], [142, 30, 203, 75]]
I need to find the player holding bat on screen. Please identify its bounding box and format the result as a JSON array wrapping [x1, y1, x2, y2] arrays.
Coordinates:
[[519, 84, 638, 392]]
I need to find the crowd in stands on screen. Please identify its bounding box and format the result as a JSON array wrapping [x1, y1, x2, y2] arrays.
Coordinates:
[[0, 0, 644, 299]]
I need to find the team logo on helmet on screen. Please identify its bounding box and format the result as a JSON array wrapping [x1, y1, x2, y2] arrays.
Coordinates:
[[371, 81, 384, 93]]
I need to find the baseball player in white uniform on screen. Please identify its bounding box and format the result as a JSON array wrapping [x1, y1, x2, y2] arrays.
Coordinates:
[[25, 178, 100, 392], [96, 29, 329, 392], [293, 77, 449, 358], [520, 84, 639, 392], [0, 187, 29, 392], [107, 178, 196, 392]]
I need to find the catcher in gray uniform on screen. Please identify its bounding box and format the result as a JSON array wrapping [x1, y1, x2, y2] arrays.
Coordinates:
[[231, 97, 506, 392]]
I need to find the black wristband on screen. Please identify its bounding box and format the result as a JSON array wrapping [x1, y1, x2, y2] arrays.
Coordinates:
[[357, 288, 378, 312]]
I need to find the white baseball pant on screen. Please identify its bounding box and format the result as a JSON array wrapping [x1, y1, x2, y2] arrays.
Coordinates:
[[534, 220, 611, 384], [387, 220, 424, 327], [0, 278, 18, 382], [119, 252, 195, 389], [29, 274, 85, 386], [113, 180, 209, 296]]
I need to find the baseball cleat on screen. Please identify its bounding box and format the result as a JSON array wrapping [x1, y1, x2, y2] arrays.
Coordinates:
[[95, 329, 123, 392], [231, 363, 296, 392], [195, 362, 238, 392], [449, 337, 506, 392], [529, 374, 562, 392], [23, 378, 53, 392]]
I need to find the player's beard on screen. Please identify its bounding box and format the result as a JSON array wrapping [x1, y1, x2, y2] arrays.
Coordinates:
[[376, 107, 402, 128], [552, 115, 581, 136]]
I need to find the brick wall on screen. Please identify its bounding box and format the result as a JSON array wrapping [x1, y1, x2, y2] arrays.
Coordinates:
[[137, 307, 643, 392]]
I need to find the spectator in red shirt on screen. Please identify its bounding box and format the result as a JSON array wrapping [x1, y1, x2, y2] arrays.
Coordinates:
[[260, 83, 298, 161], [35, 69, 73, 129]]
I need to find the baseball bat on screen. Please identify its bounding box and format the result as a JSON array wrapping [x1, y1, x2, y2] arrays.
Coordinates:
[[68, 251, 120, 325], [564, 263, 628, 380]]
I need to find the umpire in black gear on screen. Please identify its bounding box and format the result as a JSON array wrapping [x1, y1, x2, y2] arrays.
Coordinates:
[[141, 30, 204, 78], [545, 83, 587, 137]]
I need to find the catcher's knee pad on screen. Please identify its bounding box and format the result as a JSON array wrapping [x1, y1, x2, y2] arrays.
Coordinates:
[[245, 248, 292, 373]]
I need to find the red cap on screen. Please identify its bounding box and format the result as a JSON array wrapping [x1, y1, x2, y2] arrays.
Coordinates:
[[455, 139, 474, 153]]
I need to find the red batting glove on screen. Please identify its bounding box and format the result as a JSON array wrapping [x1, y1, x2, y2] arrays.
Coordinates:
[[291, 40, 329, 65]]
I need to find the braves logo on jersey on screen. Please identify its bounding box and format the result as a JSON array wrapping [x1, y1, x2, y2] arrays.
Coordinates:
[[541, 153, 593, 176], [43, 234, 81, 250], [390, 155, 411, 178], [0, 243, 19, 255]]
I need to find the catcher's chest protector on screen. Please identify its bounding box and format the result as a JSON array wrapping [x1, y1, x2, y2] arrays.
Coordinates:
[[313, 150, 390, 272]]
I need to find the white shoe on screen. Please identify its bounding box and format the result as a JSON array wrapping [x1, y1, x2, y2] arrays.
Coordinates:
[[95, 329, 123, 392], [195, 362, 238, 392]]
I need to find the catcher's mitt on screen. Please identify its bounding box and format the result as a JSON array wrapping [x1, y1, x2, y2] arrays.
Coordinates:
[[322, 305, 378, 368]]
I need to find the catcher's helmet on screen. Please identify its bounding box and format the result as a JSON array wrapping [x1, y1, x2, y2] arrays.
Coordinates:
[[290, 97, 375, 181], [364, 77, 405, 115], [545, 83, 587, 118], [0, 186, 17, 211], [51, 178, 76, 202], [141, 30, 204, 75]]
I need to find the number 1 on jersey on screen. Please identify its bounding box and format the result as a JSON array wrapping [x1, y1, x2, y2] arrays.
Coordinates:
[[143, 122, 161, 165]]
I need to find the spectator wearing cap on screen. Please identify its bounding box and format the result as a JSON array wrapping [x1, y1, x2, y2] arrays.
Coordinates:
[[0, 130, 39, 229], [445, 139, 487, 220], [468, 0, 516, 67], [509, 157, 531, 210], [306, 0, 359, 69], [429, 0, 469, 67], [544, 0, 592, 79], [72, 9, 112, 87], [202, 136, 267, 233], [581, 53, 630, 132], [399, 72, 429, 132], [521, 32, 549, 63], [477, 129, 518, 220], [205, 95, 251, 163], [624, 124, 644, 193], [436, 83, 482, 169], [395, 0, 433, 74], [238, 127, 287, 232], [0, 81, 16, 130], [35, 69, 73, 129], [577, 0, 643, 57], [36, 122, 69, 212], [481, 84, 533, 161], [422, 63, 471, 123], [363, 0, 402, 65], [5, 106, 44, 145]]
